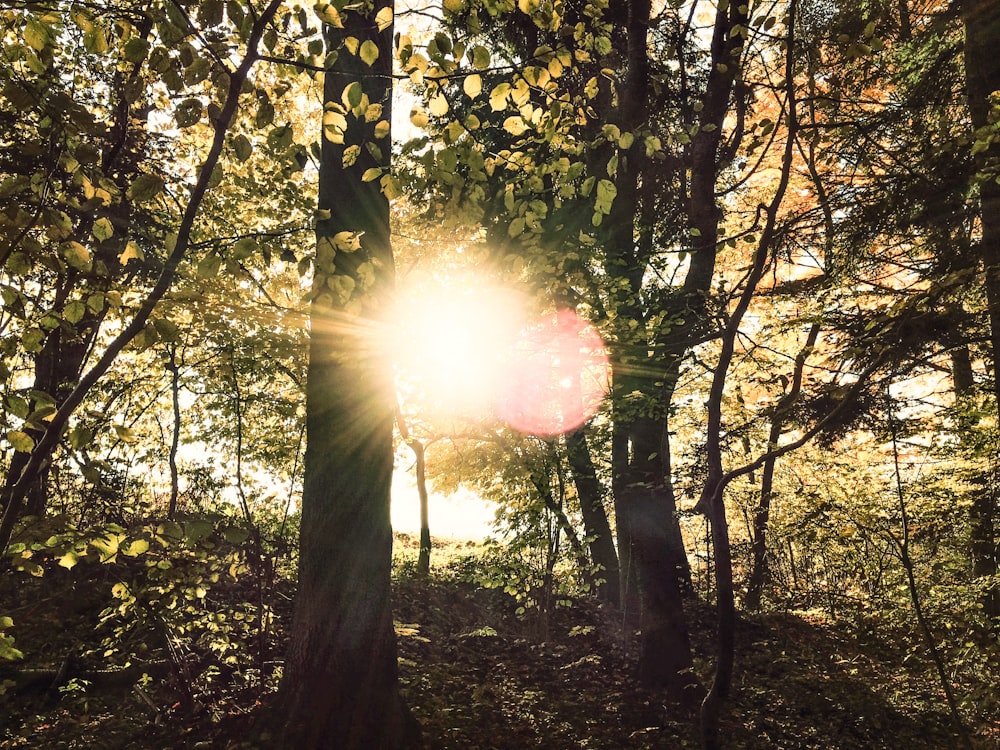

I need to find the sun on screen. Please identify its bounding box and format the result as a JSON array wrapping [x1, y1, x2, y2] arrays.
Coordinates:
[[388, 274, 610, 436]]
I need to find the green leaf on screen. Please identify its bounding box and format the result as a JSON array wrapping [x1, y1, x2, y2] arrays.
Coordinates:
[[175, 98, 203, 128], [198, 253, 222, 278], [6, 430, 33, 453], [359, 40, 379, 66], [233, 134, 253, 162], [58, 552, 79, 570], [93, 217, 114, 241], [64, 300, 86, 324], [127, 174, 165, 201], [123, 36, 150, 62], [68, 426, 93, 450], [471, 45, 491, 70], [24, 19, 49, 52]]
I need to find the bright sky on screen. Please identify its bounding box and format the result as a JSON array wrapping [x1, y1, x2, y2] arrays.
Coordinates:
[[391, 471, 496, 540]]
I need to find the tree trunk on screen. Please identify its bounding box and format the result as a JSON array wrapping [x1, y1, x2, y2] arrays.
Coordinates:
[[602, 0, 702, 701], [963, 0, 1000, 619], [565, 427, 621, 605], [275, 7, 419, 748], [745, 323, 820, 612]]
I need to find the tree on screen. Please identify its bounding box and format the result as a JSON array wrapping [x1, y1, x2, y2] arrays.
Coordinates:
[[1, 0, 285, 553], [962, 0, 1000, 619], [274, 1, 419, 746]]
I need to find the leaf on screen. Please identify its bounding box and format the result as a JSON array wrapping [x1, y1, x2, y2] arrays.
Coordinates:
[[68, 426, 93, 450], [374, 119, 390, 139], [64, 300, 86, 324], [375, 6, 393, 31], [463, 73, 482, 99], [315, 3, 343, 27], [6, 431, 33, 453], [62, 241, 91, 270], [24, 19, 49, 52], [175, 98, 203, 128], [471, 46, 491, 70], [342, 81, 363, 110], [113, 424, 137, 443], [232, 237, 257, 260], [123, 539, 150, 557], [127, 174, 165, 201], [198, 253, 222, 278], [503, 116, 528, 136], [119, 240, 144, 265], [429, 94, 449, 117], [93, 217, 114, 241], [359, 40, 379, 66], [489, 83, 510, 112], [362, 167, 383, 182], [58, 552, 79, 570], [123, 36, 150, 62], [233, 134, 253, 162], [410, 108, 429, 128], [323, 111, 348, 143]]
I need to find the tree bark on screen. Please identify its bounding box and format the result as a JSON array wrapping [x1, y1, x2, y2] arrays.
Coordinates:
[[275, 6, 419, 748], [963, 0, 1000, 619], [565, 427, 620, 605], [601, 0, 702, 702]]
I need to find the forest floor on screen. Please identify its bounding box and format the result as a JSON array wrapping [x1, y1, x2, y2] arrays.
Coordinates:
[[1, 535, 997, 749]]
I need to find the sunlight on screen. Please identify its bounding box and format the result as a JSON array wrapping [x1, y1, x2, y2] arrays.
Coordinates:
[[390, 276, 527, 421], [389, 276, 610, 436]]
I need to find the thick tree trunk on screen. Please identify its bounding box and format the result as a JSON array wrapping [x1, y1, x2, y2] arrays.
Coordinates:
[[275, 7, 418, 748], [602, 0, 702, 701], [963, 0, 1000, 619], [565, 427, 620, 605]]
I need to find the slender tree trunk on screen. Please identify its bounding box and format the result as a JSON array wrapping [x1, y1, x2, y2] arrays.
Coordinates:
[[414, 440, 431, 576], [963, 0, 1000, 620], [699, 7, 797, 746], [395, 408, 432, 576], [275, 7, 418, 748], [565, 427, 620, 605], [167, 344, 182, 520], [745, 323, 820, 612]]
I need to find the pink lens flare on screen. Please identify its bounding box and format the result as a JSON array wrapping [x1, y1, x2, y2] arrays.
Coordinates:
[[496, 309, 610, 436]]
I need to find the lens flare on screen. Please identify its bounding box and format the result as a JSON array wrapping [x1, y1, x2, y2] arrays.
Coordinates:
[[497, 309, 610, 436], [390, 278, 609, 436]]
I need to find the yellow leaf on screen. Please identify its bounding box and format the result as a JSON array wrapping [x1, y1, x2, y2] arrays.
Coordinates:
[[463, 73, 482, 99], [429, 94, 449, 117], [503, 116, 528, 136], [316, 3, 343, 27], [362, 167, 382, 182], [374, 120, 390, 139], [375, 6, 393, 31], [410, 108, 429, 128]]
